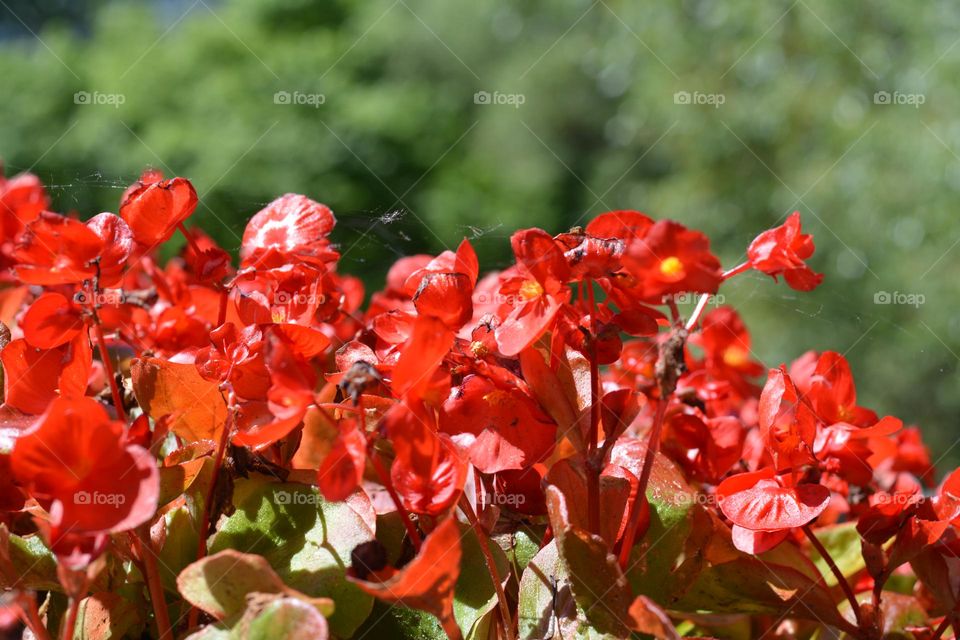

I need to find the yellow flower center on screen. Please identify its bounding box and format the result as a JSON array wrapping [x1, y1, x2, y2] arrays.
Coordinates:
[[659, 256, 684, 279], [723, 346, 749, 368], [469, 340, 489, 358], [519, 279, 544, 300]]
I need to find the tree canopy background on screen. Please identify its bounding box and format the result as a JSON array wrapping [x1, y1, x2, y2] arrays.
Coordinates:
[[2, 0, 959, 470]]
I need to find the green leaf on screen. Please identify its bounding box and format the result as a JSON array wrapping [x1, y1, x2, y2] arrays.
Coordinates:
[[72, 592, 142, 640], [674, 553, 849, 631], [517, 541, 620, 640], [610, 442, 700, 604], [209, 477, 374, 638], [351, 599, 446, 640], [156, 457, 206, 508], [177, 549, 334, 623], [184, 626, 230, 640], [454, 521, 511, 639], [158, 506, 200, 594], [242, 597, 329, 640], [495, 525, 544, 579], [874, 591, 927, 636], [558, 527, 632, 638], [0, 529, 59, 591], [810, 523, 865, 588]]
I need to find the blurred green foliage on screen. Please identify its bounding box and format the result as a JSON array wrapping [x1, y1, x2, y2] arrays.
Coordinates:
[[1, 0, 959, 470]]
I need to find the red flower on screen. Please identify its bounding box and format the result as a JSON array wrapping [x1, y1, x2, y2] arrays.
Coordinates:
[[384, 402, 466, 516], [618, 220, 723, 300], [663, 412, 744, 484], [718, 468, 830, 552], [1, 336, 91, 414], [440, 374, 556, 473], [195, 323, 271, 400], [240, 193, 338, 269], [693, 307, 764, 378], [0, 170, 47, 252], [759, 366, 818, 470], [120, 176, 198, 247], [317, 418, 368, 502], [553, 227, 625, 281], [585, 210, 654, 243], [85, 213, 135, 287], [494, 229, 571, 356], [406, 239, 478, 330], [10, 397, 159, 536], [748, 212, 823, 291], [20, 292, 84, 349], [805, 351, 877, 428], [13, 212, 102, 285]]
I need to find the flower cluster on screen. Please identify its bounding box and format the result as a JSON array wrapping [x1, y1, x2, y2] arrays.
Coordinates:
[[0, 168, 951, 640]]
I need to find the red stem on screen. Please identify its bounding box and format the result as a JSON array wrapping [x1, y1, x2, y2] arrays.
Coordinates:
[[802, 524, 863, 628], [216, 286, 229, 327], [15, 596, 51, 640], [177, 222, 202, 255], [460, 496, 513, 639], [722, 261, 751, 280], [357, 397, 422, 551], [187, 406, 233, 629], [685, 293, 712, 332], [585, 280, 602, 535], [931, 616, 951, 640], [440, 614, 465, 640], [369, 451, 422, 551], [136, 527, 173, 640], [86, 291, 127, 423], [618, 397, 667, 568], [685, 262, 751, 331], [61, 597, 80, 640]]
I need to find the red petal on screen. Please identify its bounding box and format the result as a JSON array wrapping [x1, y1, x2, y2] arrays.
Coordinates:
[[273, 323, 331, 359], [391, 316, 453, 399], [510, 228, 570, 286], [1, 339, 61, 414], [438, 374, 557, 473], [0, 172, 47, 236], [455, 238, 479, 286], [241, 194, 337, 268], [348, 516, 462, 631], [12, 397, 159, 534], [718, 472, 830, 531], [731, 524, 789, 554], [586, 210, 654, 240], [120, 177, 198, 247], [494, 296, 561, 357], [86, 213, 135, 287], [413, 272, 473, 329], [21, 293, 84, 349], [14, 213, 101, 285], [391, 433, 466, 516], [317, 421, 367, 501]]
